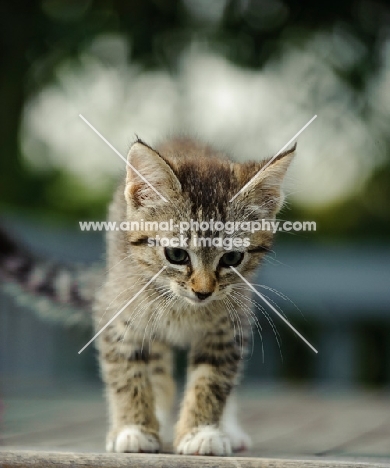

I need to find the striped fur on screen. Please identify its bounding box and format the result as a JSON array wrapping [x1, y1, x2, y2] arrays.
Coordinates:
[[0, 226, 100, 327], [97, 137, 295, 456]]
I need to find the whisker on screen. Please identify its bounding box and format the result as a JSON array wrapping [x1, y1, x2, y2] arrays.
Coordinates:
[[150, 294, 178, 347], [241, 283, 304, 318], [148, 291, 176, 347], [223, 297, 239, 342], [233, 289, 282, 339], [222, 298, 238, 344], [224, 297, 245, 358], [229, 292, 263, 362], [233, 285, 289, 321], [232, 289, 283, 361], [105, 255, 131, 274], [226, 295, 257, 361], [119, 286, 165, 351], [121, 303, 159, 352], [131, 286, 169, 350], [97, 278, 144, 326]]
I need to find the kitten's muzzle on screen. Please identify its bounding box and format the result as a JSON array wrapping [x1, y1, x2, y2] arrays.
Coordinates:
[[192, 290, 212, 301]]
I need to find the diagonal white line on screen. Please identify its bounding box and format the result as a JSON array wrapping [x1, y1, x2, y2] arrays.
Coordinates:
[[229, 115, 317, 202], [230, 266, 318, 354], [78, 266, 166, 354], [79, 114, 168, 203]]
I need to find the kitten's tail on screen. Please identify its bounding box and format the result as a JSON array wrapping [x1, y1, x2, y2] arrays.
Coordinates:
[[0, 226, 101, 328]]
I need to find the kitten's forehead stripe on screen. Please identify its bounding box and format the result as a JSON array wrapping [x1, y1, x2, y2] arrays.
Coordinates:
[[174, 161, 235, 218], [157, 138, 260, 219]]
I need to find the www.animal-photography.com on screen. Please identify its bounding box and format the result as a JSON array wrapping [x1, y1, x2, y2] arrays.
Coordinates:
[[0, 1, 389, 468]]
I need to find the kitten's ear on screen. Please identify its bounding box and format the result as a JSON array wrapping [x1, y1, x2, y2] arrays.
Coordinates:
[[124, 140, 181, 208], [235, 144, 296, 215]]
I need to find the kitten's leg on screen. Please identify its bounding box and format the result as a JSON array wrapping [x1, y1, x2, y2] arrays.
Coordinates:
[[100, 336, 161, 453], [221, 392, 251, 452], [148, 341, 176, 448], [175, 334, 242, 456]]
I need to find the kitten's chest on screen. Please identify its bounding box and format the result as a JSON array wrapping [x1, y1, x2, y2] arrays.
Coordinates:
[[156, 314, 203, 347], [112, 306, 211, 348]]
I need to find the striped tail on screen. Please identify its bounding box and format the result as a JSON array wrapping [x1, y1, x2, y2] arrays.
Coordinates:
[[0, 226, 101, 328]]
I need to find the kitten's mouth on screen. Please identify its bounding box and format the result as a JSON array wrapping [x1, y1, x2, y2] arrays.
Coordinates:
[[180, 293, 212, 305]]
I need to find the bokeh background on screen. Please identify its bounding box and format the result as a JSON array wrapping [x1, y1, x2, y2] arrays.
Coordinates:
[[1, 0, 390, 396]]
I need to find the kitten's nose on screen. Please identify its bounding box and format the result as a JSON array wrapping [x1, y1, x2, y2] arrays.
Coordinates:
[[193, 290, 212, 301]]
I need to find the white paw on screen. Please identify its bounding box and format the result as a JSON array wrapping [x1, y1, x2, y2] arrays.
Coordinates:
[[224, 424, 251, 452], [106, 425, 160, 453], [176, 425, 232, 456]]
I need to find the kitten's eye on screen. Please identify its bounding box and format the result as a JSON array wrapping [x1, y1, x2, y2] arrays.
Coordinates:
[[164, 248, 189, 265], [219, 251, 244, 268]]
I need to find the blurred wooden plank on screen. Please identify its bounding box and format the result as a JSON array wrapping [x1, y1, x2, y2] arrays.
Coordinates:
[[248, 398, 390, 455]]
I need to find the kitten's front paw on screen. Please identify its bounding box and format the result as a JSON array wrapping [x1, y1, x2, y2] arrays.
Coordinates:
[[106, 425, 160, 453], [176, 425, 232, 456], [224, 425, 251, 453]]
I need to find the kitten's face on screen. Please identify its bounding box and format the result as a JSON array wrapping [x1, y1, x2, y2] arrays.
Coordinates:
[[124, 138, 294, 308], [159, 243, 265, 306]]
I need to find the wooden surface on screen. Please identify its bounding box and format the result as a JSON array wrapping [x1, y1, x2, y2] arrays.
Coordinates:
[[1, 383, 390, 467], [1, 450, 390, 468]]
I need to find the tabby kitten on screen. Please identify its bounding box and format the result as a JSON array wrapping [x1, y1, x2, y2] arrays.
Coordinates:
[[96, 137, 295, 456]]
